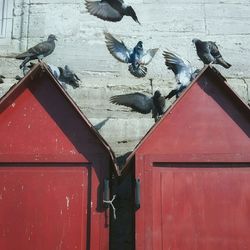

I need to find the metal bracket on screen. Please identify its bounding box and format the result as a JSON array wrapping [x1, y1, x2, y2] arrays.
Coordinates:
[[103, 195, 117, 220]]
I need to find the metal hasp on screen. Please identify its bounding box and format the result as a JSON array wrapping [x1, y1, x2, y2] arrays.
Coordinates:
[[0, 63, 119, 250], [103, 178, 117, 220], [121, 65, 250, 250]]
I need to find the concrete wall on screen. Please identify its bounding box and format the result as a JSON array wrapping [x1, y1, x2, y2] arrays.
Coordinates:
[[0, 0, 250, 157]]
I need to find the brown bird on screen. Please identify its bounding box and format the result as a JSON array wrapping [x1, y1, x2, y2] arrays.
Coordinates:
[[16, 34, 57, 69]]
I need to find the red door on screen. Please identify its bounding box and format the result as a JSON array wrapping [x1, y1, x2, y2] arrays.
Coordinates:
[[0, 164, 91, 250], [138, 161, 250, 250]]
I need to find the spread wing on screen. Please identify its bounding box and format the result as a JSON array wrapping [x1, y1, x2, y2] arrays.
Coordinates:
[[163, 50, 191, 75], [85, 0, 123, 22], [104, 32, 131, 63], [110, 92, 153, 114], [140, 48, 158, 65]]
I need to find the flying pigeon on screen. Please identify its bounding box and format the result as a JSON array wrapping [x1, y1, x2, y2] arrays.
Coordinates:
[[110, 90, 165, 122], [0, 75, 5, 84], [192, 38, 231, 69], [163, 50, 199, 99], [104, 32, 158, 78], [85, 0, 140, 24], [16, 34, 57, 69]]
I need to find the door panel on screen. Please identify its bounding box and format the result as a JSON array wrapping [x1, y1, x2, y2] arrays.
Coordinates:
[[143, 165, 250, 250], [0, 165, 90, 250]]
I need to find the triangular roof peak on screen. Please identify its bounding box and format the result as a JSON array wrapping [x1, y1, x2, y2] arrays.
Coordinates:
[[122, 65, 250, 173], [0, 62, 119, 175]]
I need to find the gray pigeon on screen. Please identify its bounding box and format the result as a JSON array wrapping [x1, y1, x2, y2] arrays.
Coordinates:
[[105, 32, 158, 78], [16, 34, 57, 69], [46, 64, 81, 88], [163, 50, 199, 99], [0, 75, 5, 84], [110, 90, 165, 122], [192, 38, 231, 68], [85, 0, 140, 24]]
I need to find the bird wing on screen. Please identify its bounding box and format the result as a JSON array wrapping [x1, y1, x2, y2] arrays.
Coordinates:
[[16, 41, 53, 59], [110, 92, 153, 114], [163, 50, 191, 75], [140, 48, 159, 65], [104, 32, 131, 63], [208, 41, 222, 60], [85, 0, 123, 22]]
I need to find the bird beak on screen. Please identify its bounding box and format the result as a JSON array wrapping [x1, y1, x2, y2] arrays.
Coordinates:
[[136, 19, 141, 25]]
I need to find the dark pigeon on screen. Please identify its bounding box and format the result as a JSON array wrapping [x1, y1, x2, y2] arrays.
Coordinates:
[[163, 50, 199, 99], [57, 65, 81, 88], [105, 32, 158, 78], [192, 38, 231, 68], [110, 90, 165, 122], [16, 34, 57, 69], [0, 75, 5, 84], [16, 62, 81, 88], [85, 0, 140, 24]]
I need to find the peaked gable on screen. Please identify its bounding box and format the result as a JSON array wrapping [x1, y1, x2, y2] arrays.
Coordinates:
[[0, 63, 117, 171], [123, 66, 250, 167]]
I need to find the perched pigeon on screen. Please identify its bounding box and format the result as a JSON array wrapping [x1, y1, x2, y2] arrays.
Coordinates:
[[163, 50, 199, 99], [105, 32, 158, 78], [0, 75, 5, 84], [192, 38, 231, 68], [16, 62, 80, 88], [48, 64, 81, 88], [85, 0, 140, 24], [110, 90, 165, 121], [16, 34, 57, 69]]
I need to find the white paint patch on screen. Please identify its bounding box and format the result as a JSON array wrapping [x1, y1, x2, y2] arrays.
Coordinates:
[[11, 103, 15, 108], [66, 196, 70, 209], [27, 124, 31, 129]]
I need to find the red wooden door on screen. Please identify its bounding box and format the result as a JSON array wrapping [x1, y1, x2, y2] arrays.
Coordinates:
[[0, 164, 91, 250], [139, 161, 250, 250]]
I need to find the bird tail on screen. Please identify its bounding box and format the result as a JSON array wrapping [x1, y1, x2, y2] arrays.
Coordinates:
[[217, 58, 231, 69], [165, 89, 178, 99], [128, 64, 147, 78]]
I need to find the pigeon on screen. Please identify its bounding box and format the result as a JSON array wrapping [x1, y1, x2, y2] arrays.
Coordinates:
[[16, 34, 57, 69], [0, 75, 5, 84], [110, 90, 165, 122], [48, 64, 81, 88], [85, 0, 140, 24], [15, 62, 81, 89], [163, 50, 199, 99], [104, 32, 158, 78], [192, 38, 231, 68]]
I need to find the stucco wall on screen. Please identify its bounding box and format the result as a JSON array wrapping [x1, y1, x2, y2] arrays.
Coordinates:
[[0, 0, 250, 156]]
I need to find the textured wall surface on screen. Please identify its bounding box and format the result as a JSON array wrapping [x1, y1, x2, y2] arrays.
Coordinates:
[[0, 0, 250, 157]]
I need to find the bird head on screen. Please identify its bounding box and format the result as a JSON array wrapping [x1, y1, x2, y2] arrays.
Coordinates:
[[192, 38, 200, 46], [136, 41, 143, 50], [153, 90, 161, 98], [126, 6, 141, 25], [48, 34, 57, 41]]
